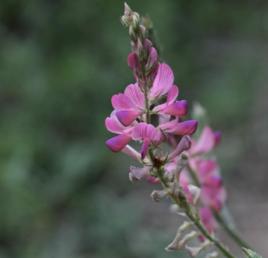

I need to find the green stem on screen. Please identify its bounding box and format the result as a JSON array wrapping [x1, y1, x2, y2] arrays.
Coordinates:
[[213, 210, 250, 249]]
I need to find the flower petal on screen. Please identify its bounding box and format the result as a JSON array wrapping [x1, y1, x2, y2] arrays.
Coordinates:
[[147, 47, 158, 68], [124, 83, 145, 109], [168, 135, 192, 160], [132, 122, 161, 143], [141, 139, 150, 159], [191, 126, 215, 154], [214, 131, 222, 146], [105, 134, 131, 152], [199, 207, 216, 233], [166, 120, 198, 136], [105, 113, 126, 134], [127, 52, 139, 70], [167, 85, 179, 104], [116, 110, 140, 126], [162, 100, 188, 116], [149, 63, 174, 99], [111, 93, 133, 110]]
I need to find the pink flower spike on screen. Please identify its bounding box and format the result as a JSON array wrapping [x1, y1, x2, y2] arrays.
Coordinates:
[[191, 126, 215, 155], [172, 120, 198, 136], [105, 134, 131, 152], [163, 100, 188, 116], [168, 135, 192, 160], [149, 63, 174, 99], [116, 110, 140, 126]]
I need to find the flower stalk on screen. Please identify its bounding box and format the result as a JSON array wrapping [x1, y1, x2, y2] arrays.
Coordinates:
[[105, 3, 254, 258]]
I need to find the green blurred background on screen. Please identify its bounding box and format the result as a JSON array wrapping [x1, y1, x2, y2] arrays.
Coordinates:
[[1, 1, 268, 257]]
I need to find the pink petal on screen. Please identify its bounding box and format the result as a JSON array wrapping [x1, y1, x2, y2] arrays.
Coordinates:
[[196, 159, 218, 180], [146, 176, 160, 184], [132, 123, 161, 143], [191, 126, 215, 154], [162, 100, 188, 116], [168, 120, 198, 136], [199, 207, 216, 233], [167, 85, 179, 104], [214, 131, 222, 146], [111, 93, 134, 110], [204, 175, 222, 188], [116, 110, 140, 126], [105, 113, 126, 134], [127, 52, 139, 70], [147, 47, 158, 68], [149, 63, 174, 99], [105, 134, 131, 152], [168, 136, 192, 160], [141, 139, 150, 159], [124, 83, 145, 109], [158, 118, 179, 131]]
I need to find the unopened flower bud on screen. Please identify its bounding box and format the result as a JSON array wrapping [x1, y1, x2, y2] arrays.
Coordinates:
[[121, 3, 140, 28], [151, 189, 167, 202]]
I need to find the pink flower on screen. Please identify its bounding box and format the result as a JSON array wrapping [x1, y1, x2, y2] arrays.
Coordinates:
[[111, 83, 145, 126], [132, 122, 162, 158], [105, 112, 133, 152]]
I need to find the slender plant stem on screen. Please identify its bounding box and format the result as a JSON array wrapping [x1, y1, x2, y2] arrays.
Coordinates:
[[213, 210, 250, 249]]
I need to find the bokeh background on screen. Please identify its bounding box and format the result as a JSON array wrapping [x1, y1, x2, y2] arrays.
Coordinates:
[[0, 0, 268, 257]]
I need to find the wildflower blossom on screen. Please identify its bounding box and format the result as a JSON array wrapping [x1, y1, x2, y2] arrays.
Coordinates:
[[104, 4, 250, 258]]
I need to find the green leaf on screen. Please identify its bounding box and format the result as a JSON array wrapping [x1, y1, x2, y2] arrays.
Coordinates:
[[242, 248, 263, 258]]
